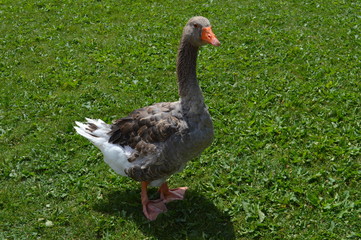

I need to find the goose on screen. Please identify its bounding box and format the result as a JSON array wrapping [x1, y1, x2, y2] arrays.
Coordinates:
[[74, 16, 220, 220]]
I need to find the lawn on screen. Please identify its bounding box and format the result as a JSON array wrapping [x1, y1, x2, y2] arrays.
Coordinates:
[[1, 0, 360, 239]]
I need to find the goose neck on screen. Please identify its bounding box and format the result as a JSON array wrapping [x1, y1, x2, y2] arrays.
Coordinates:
[[177, 40, 204, 108]]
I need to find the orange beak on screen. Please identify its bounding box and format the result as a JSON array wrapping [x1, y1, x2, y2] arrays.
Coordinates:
[[201, 27, 220, 46]]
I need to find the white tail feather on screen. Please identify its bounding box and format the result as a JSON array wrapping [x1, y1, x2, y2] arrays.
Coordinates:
[[74, 118, 134, 176], [74, 121, 107, 147]]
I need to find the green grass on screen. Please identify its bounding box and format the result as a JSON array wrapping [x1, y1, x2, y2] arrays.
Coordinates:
[[1, 0, 360, 239]]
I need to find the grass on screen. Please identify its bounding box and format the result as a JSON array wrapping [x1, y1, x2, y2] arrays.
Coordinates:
[[1, 0, 360, 239]]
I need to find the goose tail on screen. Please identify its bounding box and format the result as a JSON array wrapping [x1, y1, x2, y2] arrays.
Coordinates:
[[74, 118, 110, 148], [74, 118, 134, 176]]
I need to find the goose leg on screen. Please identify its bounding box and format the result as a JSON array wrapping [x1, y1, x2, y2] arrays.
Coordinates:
[[141, 182, 167, 221], [159, 182, 188, 203]]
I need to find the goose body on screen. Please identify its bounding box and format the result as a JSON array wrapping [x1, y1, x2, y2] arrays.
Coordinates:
[[75, 16, 220, 220]]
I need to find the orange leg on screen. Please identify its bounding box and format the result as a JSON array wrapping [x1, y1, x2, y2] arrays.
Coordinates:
[[141, 182, 167, 221], [159, 182, 188, 203]]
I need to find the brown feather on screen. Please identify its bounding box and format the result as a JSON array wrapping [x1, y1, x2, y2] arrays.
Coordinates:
[[108, 102, 182, 160]]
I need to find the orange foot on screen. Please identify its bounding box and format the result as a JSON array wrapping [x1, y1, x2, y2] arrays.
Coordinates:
[[142, 199, 167, 221], [159, 183, 188, 203], [141, 182, 168, 221]]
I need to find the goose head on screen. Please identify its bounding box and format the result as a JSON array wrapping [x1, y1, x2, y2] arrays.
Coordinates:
[[182, 16, 220, 47]]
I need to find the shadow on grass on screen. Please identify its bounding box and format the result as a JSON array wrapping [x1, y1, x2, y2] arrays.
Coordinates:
[[93, 188, 235, 239]]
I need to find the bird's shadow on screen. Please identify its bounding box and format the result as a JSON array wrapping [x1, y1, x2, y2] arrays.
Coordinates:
[[93, 188, 236, 239]]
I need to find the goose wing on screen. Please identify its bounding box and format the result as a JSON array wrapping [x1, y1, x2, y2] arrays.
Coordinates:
[[109, 102, 184, 160]]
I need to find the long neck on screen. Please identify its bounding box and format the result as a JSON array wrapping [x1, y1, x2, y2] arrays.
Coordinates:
[[177, 38, 205, 112]]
